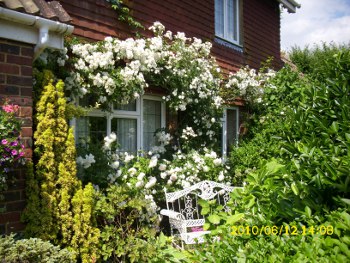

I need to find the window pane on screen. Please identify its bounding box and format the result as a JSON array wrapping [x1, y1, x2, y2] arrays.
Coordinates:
[[76, 116, 107, 145], [227, 0, 238, 41], [226, 109, 238, 153], [115, 100, 137, 111], [111, 118, 137, 153], [79, 94, 98, 107], [215, 0, 224, 38], [143, 100, 162, 151]]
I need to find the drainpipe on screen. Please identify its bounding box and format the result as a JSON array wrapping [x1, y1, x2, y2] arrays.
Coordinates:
[[34, 25, 49, 60], [0, 7, 74, 59]]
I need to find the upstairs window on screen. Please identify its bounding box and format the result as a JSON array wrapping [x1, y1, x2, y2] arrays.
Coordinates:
[[215, 0, 240, 45]]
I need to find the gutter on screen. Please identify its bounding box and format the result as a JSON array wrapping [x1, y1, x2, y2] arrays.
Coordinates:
[[278, 0, 301, 13], [0, 7, 74, 59]]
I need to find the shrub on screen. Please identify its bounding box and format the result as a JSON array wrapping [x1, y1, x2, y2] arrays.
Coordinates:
[[186, 45, 350, 262], [289, 42, 350, 77], [94, 184, 190, 262], [95, 184, 159, 262], [0, 101, 25, 194], [0, 234, 75, 263], [23, 71, 100, 262], [226, 66, 305, 185]]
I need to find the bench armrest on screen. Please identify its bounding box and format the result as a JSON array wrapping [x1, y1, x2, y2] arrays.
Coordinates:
[[160, 209, 185, 220]]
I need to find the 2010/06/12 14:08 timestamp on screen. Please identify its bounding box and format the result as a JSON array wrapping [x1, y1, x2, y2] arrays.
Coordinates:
[[231, 225, 334, 236]]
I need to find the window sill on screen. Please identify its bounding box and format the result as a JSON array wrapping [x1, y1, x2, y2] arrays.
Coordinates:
[[214, 37, 243, 53]]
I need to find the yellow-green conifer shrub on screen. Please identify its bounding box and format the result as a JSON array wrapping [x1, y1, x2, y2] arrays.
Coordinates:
[[71, 183, 100, 263], [23, 72, 100, 261], [57, 129, 81, 246]]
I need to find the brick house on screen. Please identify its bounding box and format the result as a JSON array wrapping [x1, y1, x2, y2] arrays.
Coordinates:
[[0, 0, 299, 234]]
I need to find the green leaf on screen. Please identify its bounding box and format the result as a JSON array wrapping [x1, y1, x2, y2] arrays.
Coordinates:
[[226, 213, 244, 224], [291, 182, 299, 195], [198, 199, 209, 208], [305, 206, 312, 218], [247, 196, 256, 208], [345, 133, 350, 142], [158, 232, 166, 246], [330, 121, 339, 133], [265, 161, 284, 175], [201, 207, 210, 216], [203, 223, 211, 230], [207, 214, 221, 225], [340, 198, 350, 206]]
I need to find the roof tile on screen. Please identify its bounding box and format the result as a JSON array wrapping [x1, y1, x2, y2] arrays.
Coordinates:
[[2, 0, 24, 11], [48, 1, 71, 23], [33, 0, 57, 20], [20, 0, 40, 14], [0, 0, 71, 23]]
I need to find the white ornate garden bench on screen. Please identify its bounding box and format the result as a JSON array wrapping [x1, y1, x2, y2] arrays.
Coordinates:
[[160, 180, 240, 247]]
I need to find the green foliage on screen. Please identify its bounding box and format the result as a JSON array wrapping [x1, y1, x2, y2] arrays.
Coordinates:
[[281, 49, 350, 210], [23, 72, 100, 262], [71, 183, 100, 263], [94, 184, 190, 262], [76, 142, 114, 188], [289, 42, 350, 77], [95, 185, 158, 262], [187, 45, 350, 261], [106, 0, 144, 31], [187, 162, 350, 262], [0, 234, 75, 263], [227, 66, 305, 185], [25, 73, 69, 240]]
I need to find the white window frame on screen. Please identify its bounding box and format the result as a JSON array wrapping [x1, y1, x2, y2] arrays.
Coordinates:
[[222, 107, 239, 158], [72, 95, 166, 152], [140, 95, 166, 150], [215, 0, 240, 45]]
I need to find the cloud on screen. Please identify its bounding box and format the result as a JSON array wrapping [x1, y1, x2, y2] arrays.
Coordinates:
[[281, 0, 350, 50]]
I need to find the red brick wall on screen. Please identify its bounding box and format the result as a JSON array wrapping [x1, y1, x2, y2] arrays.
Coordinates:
[[0, 39, 34, 234], [243, 0, 282, 69], [60, 0, 282, 71]]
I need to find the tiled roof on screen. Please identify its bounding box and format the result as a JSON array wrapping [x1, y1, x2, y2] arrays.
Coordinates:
[[0, 0, 71, 23]]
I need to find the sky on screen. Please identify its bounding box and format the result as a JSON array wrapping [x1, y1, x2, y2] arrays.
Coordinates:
[[281, 0, 350, 51]]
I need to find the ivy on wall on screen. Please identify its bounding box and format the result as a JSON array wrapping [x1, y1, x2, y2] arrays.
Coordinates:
[[105, 0, 144, 30]]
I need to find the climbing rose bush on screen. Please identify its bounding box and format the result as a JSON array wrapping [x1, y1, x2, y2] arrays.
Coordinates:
[[0, 102, 25, 191], [77, 130, 231, 214], [222, 66, 276, 104], [65, 22, 223, 148]]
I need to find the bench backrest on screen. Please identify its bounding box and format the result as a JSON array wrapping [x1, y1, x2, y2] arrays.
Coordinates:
[[164, 180, 236, 221]]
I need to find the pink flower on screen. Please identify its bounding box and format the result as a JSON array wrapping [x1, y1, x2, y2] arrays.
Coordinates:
[[11, 149, 18, 156], [1, 139, 8, 145], [2, 104, 19, 113], [10, 141, 18, 146]]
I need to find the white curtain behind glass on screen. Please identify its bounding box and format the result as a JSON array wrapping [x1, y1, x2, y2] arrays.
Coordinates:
[[111, 118, 137, 153], [226, 109, 238, 153], [143, 100, 161, 151], [227, 0, 238, 42]]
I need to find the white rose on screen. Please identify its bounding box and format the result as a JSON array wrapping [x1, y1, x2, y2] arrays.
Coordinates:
[[158, 163, 167, 171]]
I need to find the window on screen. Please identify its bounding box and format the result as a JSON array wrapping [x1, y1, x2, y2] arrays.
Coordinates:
[[222, 107, 239, 157], [215, 0, 240, 45], [73, 95, 166, 153]]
